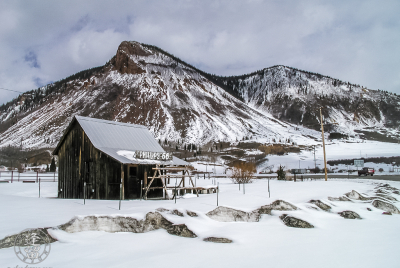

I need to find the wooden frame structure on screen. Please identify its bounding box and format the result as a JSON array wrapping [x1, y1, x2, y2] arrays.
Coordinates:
[[144, 165, 199, 200]]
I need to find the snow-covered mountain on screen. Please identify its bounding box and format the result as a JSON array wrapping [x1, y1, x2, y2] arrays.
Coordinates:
[[0, 41, 313, 149], [0, 41, 399, 149], [211, 66, 400, 135]]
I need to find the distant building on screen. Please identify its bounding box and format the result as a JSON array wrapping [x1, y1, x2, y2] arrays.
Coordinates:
[[53, 116, 184, 200]]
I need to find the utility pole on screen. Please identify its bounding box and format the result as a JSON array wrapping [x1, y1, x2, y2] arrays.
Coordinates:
[[320, 108, 328, 181]]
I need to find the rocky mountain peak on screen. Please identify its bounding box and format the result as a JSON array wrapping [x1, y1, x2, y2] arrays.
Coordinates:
[[110, 41, 152, 75]]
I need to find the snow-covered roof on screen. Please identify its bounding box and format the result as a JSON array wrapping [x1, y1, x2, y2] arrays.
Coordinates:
[[171, 156, 189, 166], [53, 116, 179, 165]]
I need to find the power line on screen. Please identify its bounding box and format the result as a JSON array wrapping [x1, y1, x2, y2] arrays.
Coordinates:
[[0, 88, 24, 93]]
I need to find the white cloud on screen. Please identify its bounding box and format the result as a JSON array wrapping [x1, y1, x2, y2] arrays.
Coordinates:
[[1, 0, 399, 105]]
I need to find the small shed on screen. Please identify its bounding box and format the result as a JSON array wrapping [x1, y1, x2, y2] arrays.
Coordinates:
[[53, 116, 177, 200]]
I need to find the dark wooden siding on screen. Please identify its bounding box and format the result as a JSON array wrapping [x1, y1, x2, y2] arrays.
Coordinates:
[[57, 121, 163, 200]]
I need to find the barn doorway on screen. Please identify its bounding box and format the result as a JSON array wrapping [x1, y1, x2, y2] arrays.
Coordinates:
[[126, 166, 139, 199]]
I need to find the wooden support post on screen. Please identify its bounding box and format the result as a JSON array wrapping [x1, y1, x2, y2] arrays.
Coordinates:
[[121, 164, 125, 200], [144, 169, 148, 189], [182, 170, 185, 187], [188, 174, 199, 197], [11, 171, 13, 183], [140, 180, 143, 200]]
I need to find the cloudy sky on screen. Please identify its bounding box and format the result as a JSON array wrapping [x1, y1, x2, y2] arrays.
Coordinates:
[[1, 0, 399, 105]]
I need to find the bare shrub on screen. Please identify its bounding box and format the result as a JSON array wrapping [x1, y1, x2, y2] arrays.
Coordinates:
[[230, 162, 256, 184], [258, 144, 300, 156]]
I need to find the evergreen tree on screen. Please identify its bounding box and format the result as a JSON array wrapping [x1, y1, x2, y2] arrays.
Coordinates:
[[50, 157, 56, 172]]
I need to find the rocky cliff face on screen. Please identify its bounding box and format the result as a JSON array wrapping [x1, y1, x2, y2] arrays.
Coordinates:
[[0, 41, 399, 149]]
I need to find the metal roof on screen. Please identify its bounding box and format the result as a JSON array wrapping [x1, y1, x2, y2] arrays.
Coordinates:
[[53, 116, 176, 164], [171, 156, 189, 166], [75, 116, 164, 153]]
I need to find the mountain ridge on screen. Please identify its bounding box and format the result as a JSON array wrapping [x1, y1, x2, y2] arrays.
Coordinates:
[[0, 41, 399, 149]]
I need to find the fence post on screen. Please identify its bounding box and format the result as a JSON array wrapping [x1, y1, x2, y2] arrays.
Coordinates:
[[217, 182, 219, 206], [36, 172, 38, 183], [54, 172, 55, 182], [243, 182, 245, 194], [11, 171, 13, 183], [268, 178, 270, 198], [39, 178, 41, 198], [84, 182, 86, 205], [175, 183, 177, 204], [18, 172, 20, 182]]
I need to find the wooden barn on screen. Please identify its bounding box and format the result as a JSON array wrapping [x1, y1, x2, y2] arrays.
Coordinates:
[[53, 116, 181, 200]]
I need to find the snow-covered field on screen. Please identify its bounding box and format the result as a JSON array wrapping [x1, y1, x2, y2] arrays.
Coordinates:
[[1, 177, 399, 268], [189, 140, 400, 175]]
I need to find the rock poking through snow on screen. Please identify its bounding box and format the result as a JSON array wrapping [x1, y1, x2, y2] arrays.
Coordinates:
[[269, 200, 298, 211], [156, 208, 184, 217], [371, 200, 400, 214], [279, 214, 314, 228], [328, 196, 351, 202], [309, 200, 331, 211], [255, 200, 297, 215], [338, 211, 361, 219], [59, 212, 197, 237], [203, 237, 233, 243], [375, 194, 398, 202], [0, 228, 57, 249], [206, 206, 261, 222], [0, 212, 199, 249], [257, 205, 273, 215], [345, 190, 375, 201], [186, 210, 198, 217], [167, 224, 197, 237]]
